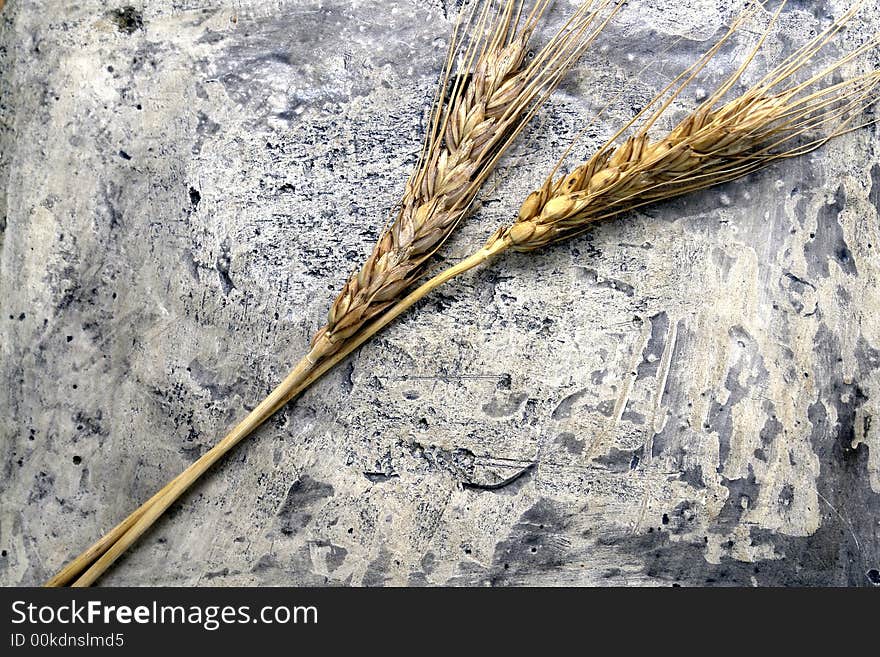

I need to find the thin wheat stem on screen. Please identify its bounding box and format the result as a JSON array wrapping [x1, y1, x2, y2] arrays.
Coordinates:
[[52, 0, 878, 587]]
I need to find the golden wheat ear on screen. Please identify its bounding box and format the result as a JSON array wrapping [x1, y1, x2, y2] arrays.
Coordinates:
[[504, 0, 880, 249], [45, 0, 621, 587], [310, 0, 620, 357]]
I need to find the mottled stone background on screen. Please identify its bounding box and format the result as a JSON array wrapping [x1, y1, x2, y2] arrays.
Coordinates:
[[1, 0, 879, 586]]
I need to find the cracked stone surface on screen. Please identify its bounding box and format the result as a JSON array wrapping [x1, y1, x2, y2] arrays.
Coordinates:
[[2, 0, 880, 586]]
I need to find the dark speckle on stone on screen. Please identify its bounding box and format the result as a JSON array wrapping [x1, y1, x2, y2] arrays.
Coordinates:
[[778, 483, 795, 508], [109, 7, 145, 35], [869, 163, 880, 213], [556, 431, 584, 455], [276, 475, 334, 536], [118, 149, 131, 160], [216, 237, 235, 295], [595, 445, 643, 473], [188, 186, 201, 208], [482, 390, 527, 418], [551, 388, 588, 420], [250, 553, 277, 573], [489, 498, 574, 585], [362, 547, 392, 587], [680, 464, 705, 488], [805, 184, 857, 278]]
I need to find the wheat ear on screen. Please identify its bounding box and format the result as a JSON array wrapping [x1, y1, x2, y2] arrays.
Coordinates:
[[502, 2, 880, 250], [46, 0, 620, 587]]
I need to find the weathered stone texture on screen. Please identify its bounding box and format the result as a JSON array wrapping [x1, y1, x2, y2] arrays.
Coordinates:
[[1, 1, 879, 586]]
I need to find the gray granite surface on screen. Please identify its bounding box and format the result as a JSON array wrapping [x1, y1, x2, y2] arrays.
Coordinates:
[[1, 0, 880, 586]]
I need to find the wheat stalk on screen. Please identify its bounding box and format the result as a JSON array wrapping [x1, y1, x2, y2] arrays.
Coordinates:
[[182, 0, 880, 549], [46, 0, 619, 587]]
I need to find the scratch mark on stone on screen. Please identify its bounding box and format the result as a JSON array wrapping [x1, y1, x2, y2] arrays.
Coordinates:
[[587, 323, 648, 460], [630, 480, 654, 536], [817, 490, 861, 555], [654, 319, 677, 414], [612, 336, 646, 426], [643, 317, 678, 466], [463, 463, 534, 491]]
